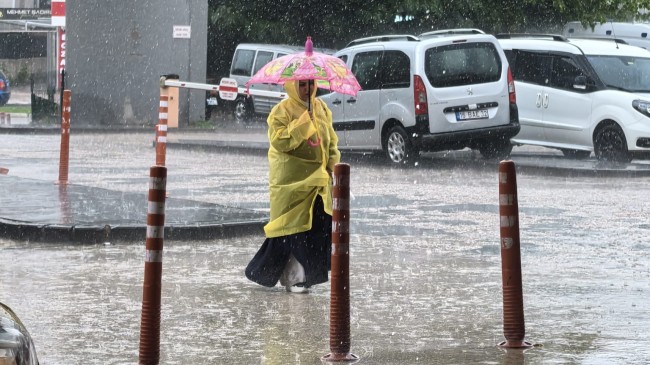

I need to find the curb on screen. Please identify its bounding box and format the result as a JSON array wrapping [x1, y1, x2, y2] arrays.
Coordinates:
[[0, 219, 266, 244]]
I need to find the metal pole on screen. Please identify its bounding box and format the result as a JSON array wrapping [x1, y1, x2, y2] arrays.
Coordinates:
[[323, 163, 358, 363], [497, 160, 532, 348], [139, 166, 167, 364], [57, 90, 71, 184]]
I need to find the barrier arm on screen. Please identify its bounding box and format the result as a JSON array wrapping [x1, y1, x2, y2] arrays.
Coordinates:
[[160, 77, 288, 101]]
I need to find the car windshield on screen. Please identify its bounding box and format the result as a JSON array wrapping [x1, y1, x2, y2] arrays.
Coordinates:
[[587, 55, 650, 92]]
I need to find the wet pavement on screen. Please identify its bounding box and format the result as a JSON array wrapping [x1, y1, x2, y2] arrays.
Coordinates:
[[3, 121, 650, 243], [0, 174, 266, 243], [1, 121, 650, 364]]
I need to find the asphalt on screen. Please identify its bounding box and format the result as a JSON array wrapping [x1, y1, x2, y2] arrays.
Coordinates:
[[2, 115, 650, 243], [0, 118, 270, 243]]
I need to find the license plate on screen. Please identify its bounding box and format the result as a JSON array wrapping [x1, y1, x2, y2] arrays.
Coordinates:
[[207, 97, 218, 106], [455, 109, 488, 121]]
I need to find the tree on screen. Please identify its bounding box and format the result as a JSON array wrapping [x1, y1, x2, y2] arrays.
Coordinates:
[[206, 0, 650, 78]]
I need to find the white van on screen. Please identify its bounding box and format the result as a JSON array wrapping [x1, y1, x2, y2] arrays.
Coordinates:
[[229, 43, 335, 122], [499, 34, 650, 162], [563, 21, 650, 49], [229, 44, 302, 122], [319, 31, 520, 164]]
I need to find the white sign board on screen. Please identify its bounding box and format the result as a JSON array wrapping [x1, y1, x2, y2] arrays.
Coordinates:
[[219, 78, 239, 101], [173, 25, 191, 39]]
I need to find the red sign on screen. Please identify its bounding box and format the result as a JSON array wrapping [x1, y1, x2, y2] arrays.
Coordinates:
[[58, 27, 66, 89], [51, 0, 65, 27]]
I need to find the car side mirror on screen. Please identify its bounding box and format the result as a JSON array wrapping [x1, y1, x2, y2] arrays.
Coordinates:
[[573, 75, 587, 90]]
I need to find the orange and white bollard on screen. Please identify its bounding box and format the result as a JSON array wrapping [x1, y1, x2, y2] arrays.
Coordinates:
[[139, 166, 167, 365], [58, 90, 71, 184], [155, 95, 168, 166], [497, 161, 532, 348], [323, 163, 358, 363]]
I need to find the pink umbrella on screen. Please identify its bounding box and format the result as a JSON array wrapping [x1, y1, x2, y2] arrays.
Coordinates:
[[245, 36, 362, 105]]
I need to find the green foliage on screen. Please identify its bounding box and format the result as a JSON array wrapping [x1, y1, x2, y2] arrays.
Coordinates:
[[189, 119, 215, 129], [15, 64, 29, 86], [0, 105, 31, 114]]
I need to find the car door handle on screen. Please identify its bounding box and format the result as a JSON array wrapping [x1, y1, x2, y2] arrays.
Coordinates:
[[346, 98, 357, 104], [536, 93, 542, 108], [332, 99, 342, 105], [543, 93, 549, 108]]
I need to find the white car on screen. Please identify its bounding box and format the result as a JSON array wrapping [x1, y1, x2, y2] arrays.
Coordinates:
[[320, 30, 520, 164], [499, 35, 650, 162], [229, 43, 335, 122]]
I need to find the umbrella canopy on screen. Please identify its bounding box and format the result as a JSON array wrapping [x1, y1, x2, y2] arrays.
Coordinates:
[[246, 36, 361, 97]]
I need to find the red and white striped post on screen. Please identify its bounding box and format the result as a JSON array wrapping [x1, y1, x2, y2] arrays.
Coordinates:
[[323, 163, 358, 363], [155, 93, 168, 166], [57, 90, 71, 184], [139, 166, 167, 364], [497, 161, 532, 348]]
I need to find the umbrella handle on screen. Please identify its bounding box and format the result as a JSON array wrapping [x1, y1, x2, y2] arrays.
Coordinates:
[[307, 136, 321, 147]]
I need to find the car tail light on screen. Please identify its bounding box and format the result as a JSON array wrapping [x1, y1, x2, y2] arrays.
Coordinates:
[[414, 75, 428, 116], [507, 67, 516, 105], [0, 80, 5, 90]]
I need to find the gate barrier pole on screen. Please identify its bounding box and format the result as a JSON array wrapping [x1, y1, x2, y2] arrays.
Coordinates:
[[57, 90, 71, 184], [497, 161, 532, 348], [323, 163, 359, 363], [139, 166, 167, 364]]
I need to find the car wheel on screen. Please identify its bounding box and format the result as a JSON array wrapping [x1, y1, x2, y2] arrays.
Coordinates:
[[594, 123, 631, 163], [234, 98, 251, 123], [479, 139, 513, 160], [561, 149, 591, 159], [384, 126, 417, 164]]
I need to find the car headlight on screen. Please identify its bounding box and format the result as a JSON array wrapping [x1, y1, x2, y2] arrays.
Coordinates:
[[632, 99, 650, 117]]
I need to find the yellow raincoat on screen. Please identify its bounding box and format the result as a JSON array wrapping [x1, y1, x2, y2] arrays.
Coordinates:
[[264, 80, 341, 238]]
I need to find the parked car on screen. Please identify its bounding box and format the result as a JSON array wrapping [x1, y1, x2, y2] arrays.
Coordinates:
[[498, 34, 650, 162], [229, 43, 335, 122], [319, 30, 520, 164], [563, 21, 650, 50], [0, 301, 39, 365], [0, 70, 11, 106]]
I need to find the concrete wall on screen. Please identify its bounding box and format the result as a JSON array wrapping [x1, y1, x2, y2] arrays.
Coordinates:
[[67, 0, 207, 126]]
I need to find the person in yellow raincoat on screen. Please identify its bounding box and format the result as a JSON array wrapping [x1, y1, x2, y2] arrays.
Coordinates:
[[245, 78, 340, 293]]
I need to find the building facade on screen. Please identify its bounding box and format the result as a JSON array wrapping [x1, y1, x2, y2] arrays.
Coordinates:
[[67, 0, 207, 126]]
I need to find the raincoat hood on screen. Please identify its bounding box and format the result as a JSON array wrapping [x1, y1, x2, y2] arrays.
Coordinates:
[[284, 80, 317, 110]]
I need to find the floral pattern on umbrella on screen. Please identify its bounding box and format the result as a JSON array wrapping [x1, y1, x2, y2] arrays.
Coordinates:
[[246, 36, 361, 97]]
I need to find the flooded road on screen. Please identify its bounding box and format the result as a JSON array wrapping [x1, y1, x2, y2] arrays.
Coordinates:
[[1, 133, 649, 364]]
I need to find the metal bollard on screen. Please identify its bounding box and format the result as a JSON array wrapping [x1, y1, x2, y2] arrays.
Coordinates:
[[497, 161, 532, 348], [57, 90, 71, 184], [155, 95, 168, 166], [6, 113, 9, 125], [139, 166, 167, 364], [0, 112, 5, 125], [323, 163, 358, 363]]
